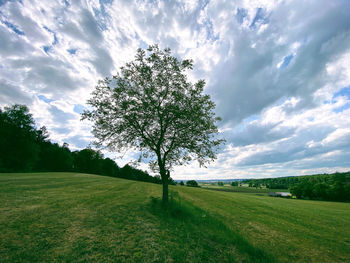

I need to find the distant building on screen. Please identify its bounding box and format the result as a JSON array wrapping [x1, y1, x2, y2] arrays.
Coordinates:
[[268, 192, 292, 198]]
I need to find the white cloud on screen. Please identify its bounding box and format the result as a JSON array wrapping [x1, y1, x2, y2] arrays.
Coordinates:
[[1, 0, 350, 179]]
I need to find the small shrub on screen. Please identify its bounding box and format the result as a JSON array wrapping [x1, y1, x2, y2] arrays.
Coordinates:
[[186, 180, 199, 187]]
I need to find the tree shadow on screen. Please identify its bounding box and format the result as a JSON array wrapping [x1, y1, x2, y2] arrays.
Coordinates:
[[147, 191, 278, 263]]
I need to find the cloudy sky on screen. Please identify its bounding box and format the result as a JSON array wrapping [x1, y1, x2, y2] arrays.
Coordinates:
[[1, 0, 350, 180]]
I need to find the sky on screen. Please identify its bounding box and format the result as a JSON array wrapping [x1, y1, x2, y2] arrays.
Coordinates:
[[1, 0, 350, 180]]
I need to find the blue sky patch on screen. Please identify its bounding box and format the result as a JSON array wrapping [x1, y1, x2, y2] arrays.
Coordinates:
[[49, 105, 75, 123], [43, 46, 51, 54], [139, 40, 148, 49], [73, 104, 86, 114], [204, 19, 219, 41], [43, 26, 58, 45], [2, 20, 25, 35], [333, 102, 350, 113], [245, 114, 260, 123], [67, 48, 77, 54], [250, 8, 269, 28], [43, 25, 53, 33], [66, 135, 90, 149], [63, 0, 70, 7], [100, 0, 113, 4], [236, 8, 248, 24], [53, 33, 58, 45], [92, 1, 113, 31], [236, 114, 261, 132], [281, 54, 294, 68], [135, 33, 148, 49], [52, 127, 71, 134], [38, 95, 54, 103], [333, 86, 350, 99]]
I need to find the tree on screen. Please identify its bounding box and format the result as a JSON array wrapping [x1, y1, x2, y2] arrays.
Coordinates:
[[101, 158, 119, 177], [83, 45, 224, 205], [36, 142, 73, 172], [0, 104, 39, 172], [73, 148, 104, 174], [186, 180, 199, 187]]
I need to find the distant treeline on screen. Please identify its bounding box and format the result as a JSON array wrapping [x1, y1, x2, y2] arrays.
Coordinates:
[[0, 104, 176, 185], [244, 177, 297, 189], [244, 173, 350, 202]]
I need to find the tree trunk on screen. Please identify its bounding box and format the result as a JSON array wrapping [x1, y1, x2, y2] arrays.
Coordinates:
[[162, 176, 168, 206], [157, 152, 169, 207], [159, 165, 170, 206]]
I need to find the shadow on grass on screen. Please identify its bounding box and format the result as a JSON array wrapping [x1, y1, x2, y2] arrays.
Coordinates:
[[149, 191, 277, 263], [149, 191, 192, 220]]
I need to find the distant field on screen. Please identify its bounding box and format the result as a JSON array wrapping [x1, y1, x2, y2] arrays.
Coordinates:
[[1, 173, 349, 263], [199, 184, 287, 194]]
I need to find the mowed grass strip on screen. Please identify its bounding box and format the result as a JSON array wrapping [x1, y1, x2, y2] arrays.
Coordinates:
[[199, 184, 287, 194], [178, 186, 350, 263], [0, 173, 349, 263], [0, 172, 272, 263]]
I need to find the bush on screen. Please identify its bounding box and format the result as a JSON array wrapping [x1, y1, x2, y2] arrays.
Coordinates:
[[186, 180, 199, 187]]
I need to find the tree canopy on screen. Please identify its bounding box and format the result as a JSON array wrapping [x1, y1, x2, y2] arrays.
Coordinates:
[[83, 45, 224, 204], [0, 104, 38, 171], [186, 180, 199, 187]]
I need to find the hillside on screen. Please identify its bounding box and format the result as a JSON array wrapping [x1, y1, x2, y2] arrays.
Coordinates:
[[1, 173, 349, 262]]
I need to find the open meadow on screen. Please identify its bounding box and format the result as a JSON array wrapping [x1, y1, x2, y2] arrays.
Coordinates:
[[1, 173, 349, 263], [198, 183, 287, 194]]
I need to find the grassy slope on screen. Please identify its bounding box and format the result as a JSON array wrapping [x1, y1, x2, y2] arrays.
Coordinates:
[[0, 173, 349, 263], [179, 187, 350, 263]]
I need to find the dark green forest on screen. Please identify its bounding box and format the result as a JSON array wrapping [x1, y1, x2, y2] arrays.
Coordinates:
[[0, 104, 177, 185], [244, 173, 350, 202]]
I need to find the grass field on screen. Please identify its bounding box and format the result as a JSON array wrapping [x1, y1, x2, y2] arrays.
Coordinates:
[[1, 173, 349, 263], [199, 184, 287, 194]]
